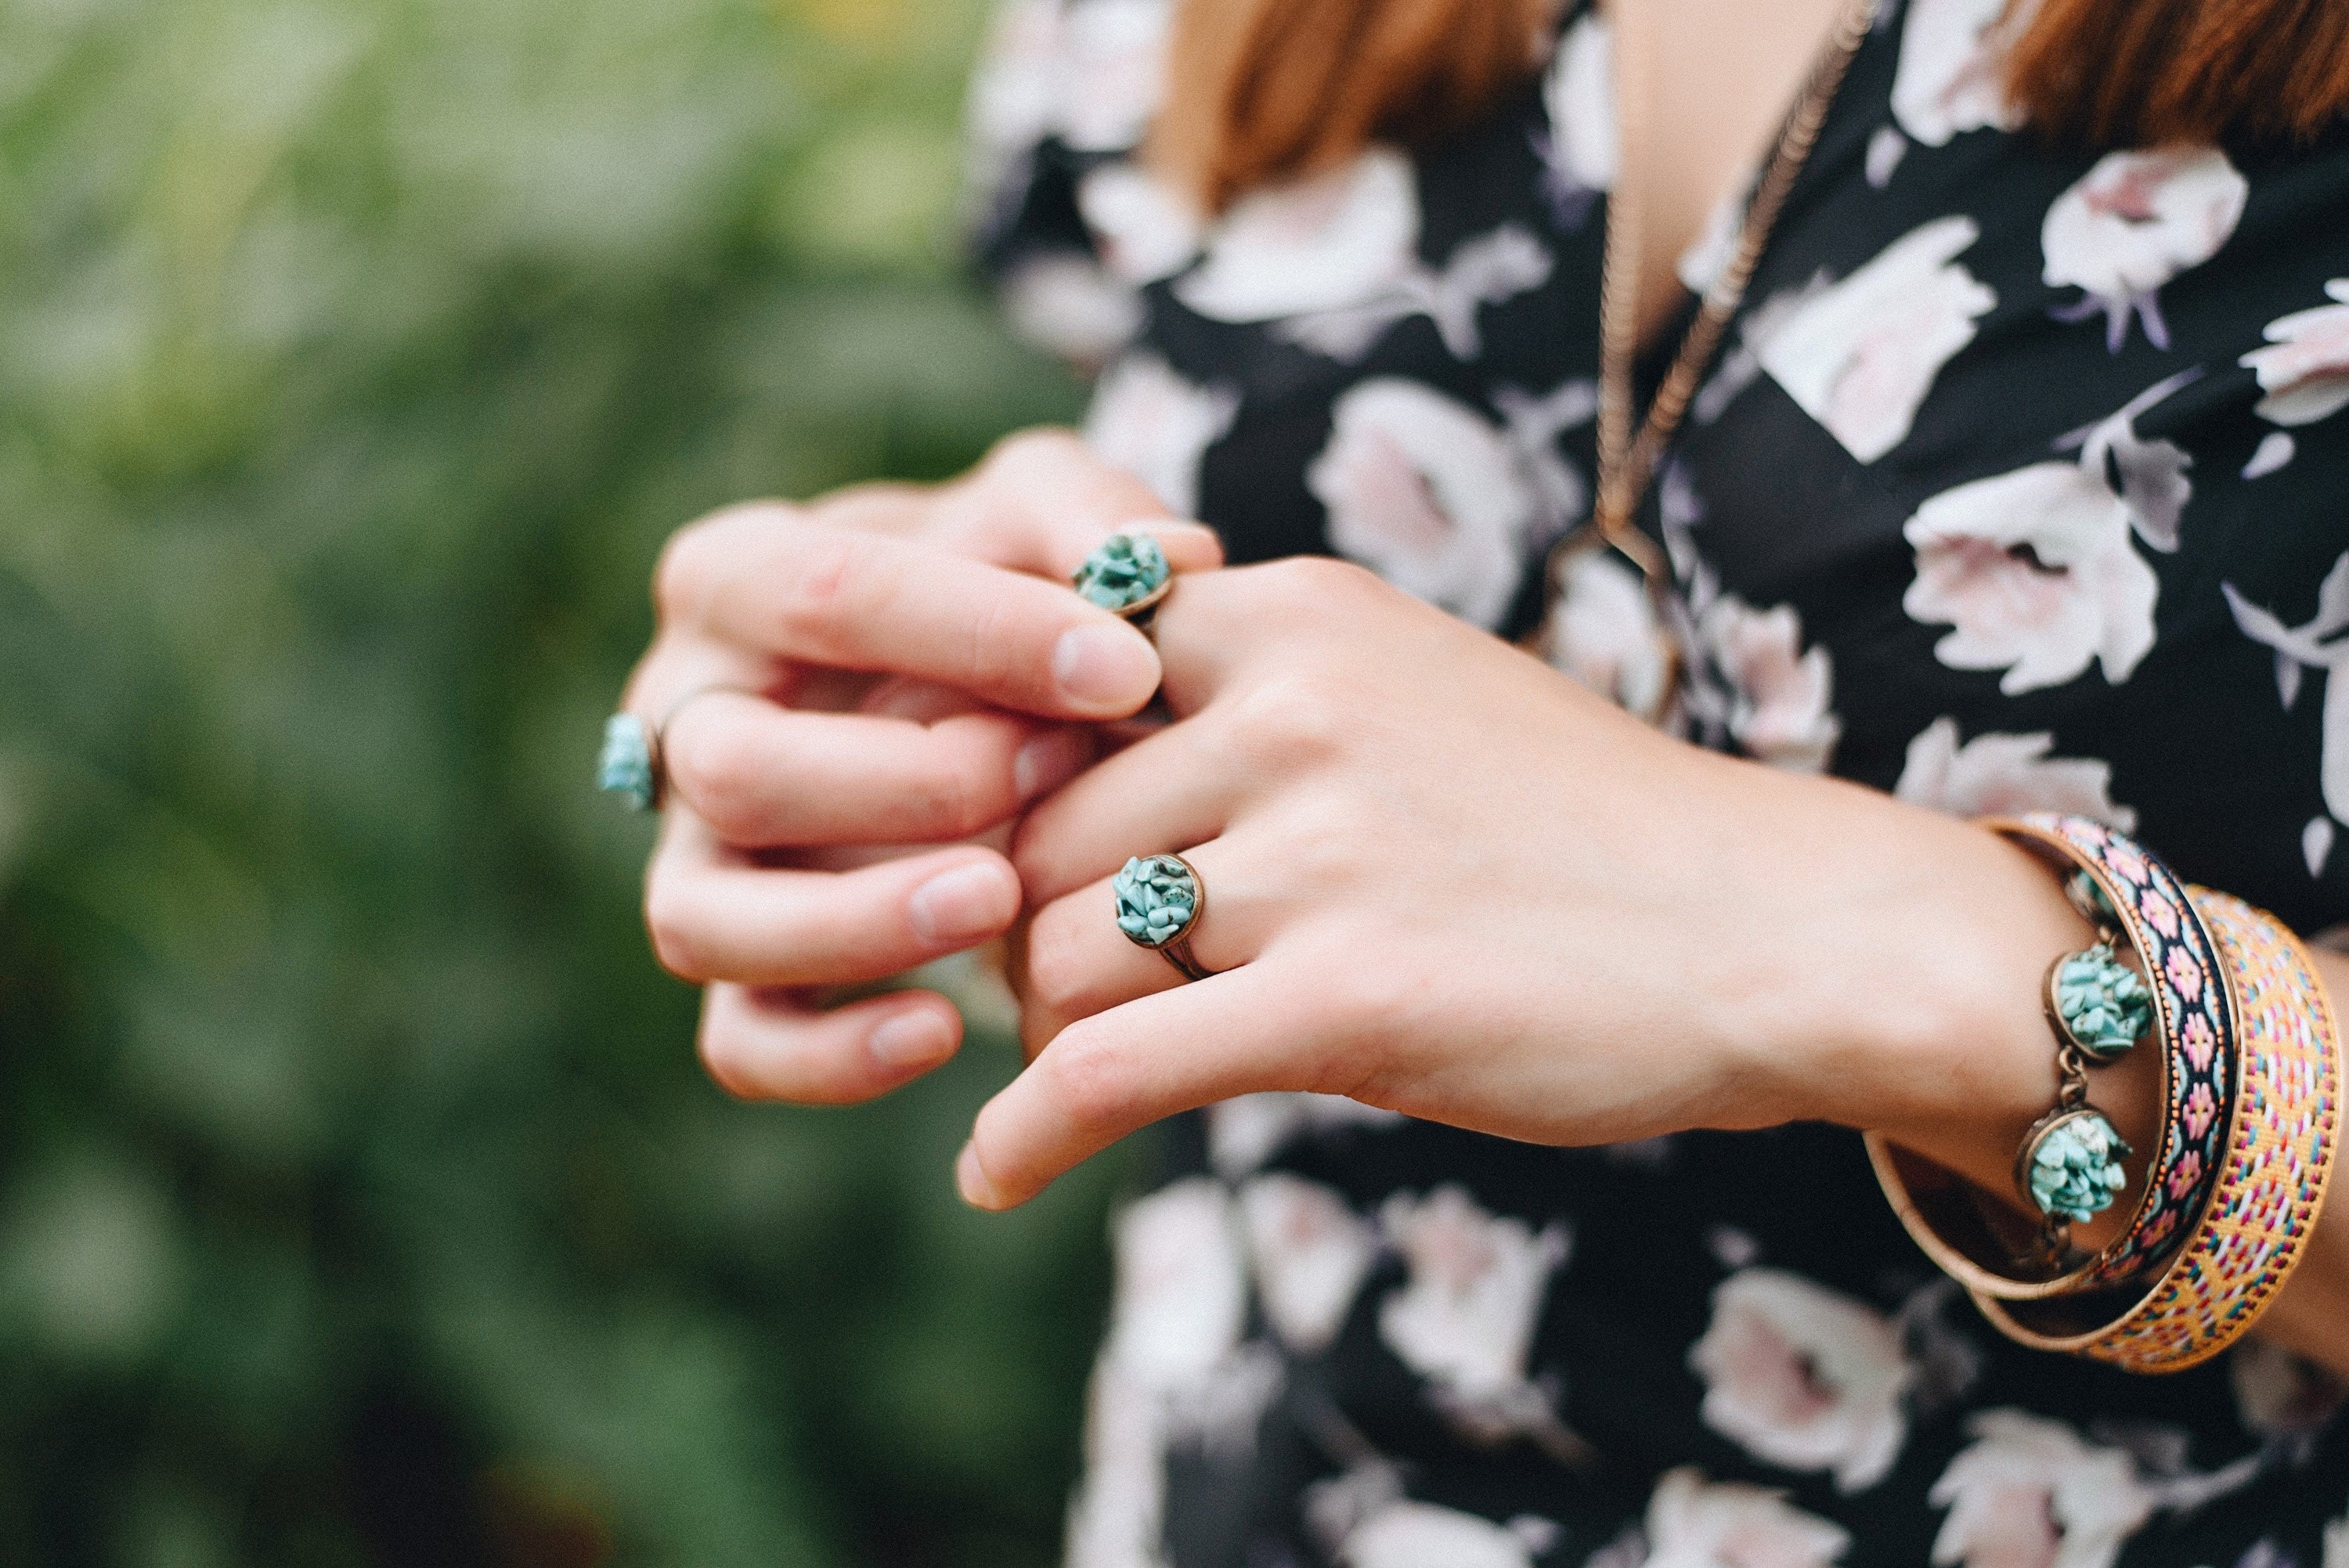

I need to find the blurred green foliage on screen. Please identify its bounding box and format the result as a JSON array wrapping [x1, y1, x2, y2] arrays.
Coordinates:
[[0, 0, 1115, 1562]]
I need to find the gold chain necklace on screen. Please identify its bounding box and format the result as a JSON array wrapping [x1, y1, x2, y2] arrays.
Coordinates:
[[1546, 0, 1879, 716]]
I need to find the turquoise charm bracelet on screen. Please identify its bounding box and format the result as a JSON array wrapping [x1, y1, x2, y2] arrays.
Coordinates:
[[1866, 815, 2239, 1302]]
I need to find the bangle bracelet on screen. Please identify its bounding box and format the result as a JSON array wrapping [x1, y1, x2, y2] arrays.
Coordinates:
[[1976, 889, 2342, 1371], [1864, 813, 2236, 1300]]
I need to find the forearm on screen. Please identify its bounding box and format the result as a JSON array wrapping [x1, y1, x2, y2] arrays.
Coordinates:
[[1755, 789, 2348, 1375]]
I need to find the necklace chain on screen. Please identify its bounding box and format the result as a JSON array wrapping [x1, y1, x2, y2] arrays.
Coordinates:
[[1580, 0, 1880, 587]]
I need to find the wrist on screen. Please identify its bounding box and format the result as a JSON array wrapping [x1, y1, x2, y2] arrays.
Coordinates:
[[1725, 784, 2134, 1179]]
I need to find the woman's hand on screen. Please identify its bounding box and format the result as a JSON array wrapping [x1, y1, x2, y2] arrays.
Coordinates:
[[623, 431, 1221, 1107], [964, 557, 2104, 1208]]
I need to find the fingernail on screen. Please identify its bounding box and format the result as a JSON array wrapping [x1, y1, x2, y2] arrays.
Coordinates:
[[1014, 729, 1089, 801], [1053, 625, 1159, 712], [957, 1140, 1005, 1209], [870, 1007, 957, 1070], [908, 861, 1017, 947]]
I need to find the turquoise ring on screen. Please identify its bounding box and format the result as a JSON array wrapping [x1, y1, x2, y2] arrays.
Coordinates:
[[1113, 852, 1211, 980], [599, 712, 662, 812], [1074, 531, 1175, 629]]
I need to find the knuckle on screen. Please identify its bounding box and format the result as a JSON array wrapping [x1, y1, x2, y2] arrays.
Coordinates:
[[654, 503, 793, 623], [1041, 1025, 1131, 1134], [1266, 554, 1380, 617], [915, 745, 1007, 839], [695, 1017, 763, 1101], [772, 531, 872, 654], [663, 718, 766, 838], [643, 871, 713, 982], [981, 427, 1087, 486], [1225, 668, 1349, 768], [652, 521, 720, 625]]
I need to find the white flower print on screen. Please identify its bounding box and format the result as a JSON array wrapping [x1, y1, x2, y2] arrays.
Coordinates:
[[1679, 190, 1747, 297], [1491, 374, 1599, 538], [1889, 0, 2022, 147], [1902, 376, 2192, 694], [2226, 550, 2349, 827], [1078, 161, 1202, 285], [1204, 1092, 1405, 1181], [1279, 224, 1556, 362], [1340, 1501, 1561, 1568], [1928, 1410, 2157, 1568], [2043, 148, 2249, 352], [1377, 1185, 1575, 1451], [1084, 352, 1239, 517], [1894, 717, 2138, 829], [1545, 548, 1675, 722], [1055, 0, 1171, 154], [1174, 150, 1422, 323], [1065, 1358, 1174, 1568], [1865, 124, 1908, 189], [2243, 279, 2349, 427], [964, 0, 1168, 221], [1688, 1269, 1913, 1493], [998, 253, 1143, 364], [1759, 216, 1996, 463], [1641, 1468, 1852, 1568], [965, 0, 1064, 218], [1101, 1177, 1247, 1393], [1171, 146, 1550, 362], [1308, 379, 1539, 629], [1535, 13, 1616, 226], [2244, 431, 2297, 480], [2326, 1502, 2349, 1568], [1695, 596, 1842, 772], [1696, 277, 1829, 425], [1236, 1173, 1380, 1354], [1070, 1177, 1253, 1568]]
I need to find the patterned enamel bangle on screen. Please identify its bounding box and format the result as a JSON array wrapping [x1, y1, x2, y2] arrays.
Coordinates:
[[1976, 889, 2341, 1371], [1864, 813, 2235, 1300]]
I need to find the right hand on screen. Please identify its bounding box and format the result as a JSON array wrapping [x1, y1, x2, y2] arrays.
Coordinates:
[[622, 431, 1222, 1107]]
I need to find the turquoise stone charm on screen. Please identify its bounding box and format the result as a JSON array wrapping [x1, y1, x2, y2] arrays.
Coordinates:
[[2022, 1109, 2132, 1224], [2065, 869, 2117, 924], [598, 713, 659, 812], [1113, 854, 1198, 949], [2049, 944, 2152, 1062], [1073, 532, 1174, 616]]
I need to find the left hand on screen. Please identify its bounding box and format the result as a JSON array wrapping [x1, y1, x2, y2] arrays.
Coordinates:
[[959, 557, 2095, 1208]]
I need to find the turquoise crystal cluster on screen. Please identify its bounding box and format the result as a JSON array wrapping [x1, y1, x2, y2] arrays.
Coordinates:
[[2026, 1112, 2132, 1222], [2051, 944, 2152, 1061], [1113, 855, 1197, 948], [599, 713, 657, 811], [1073, 532, 1171, 613]]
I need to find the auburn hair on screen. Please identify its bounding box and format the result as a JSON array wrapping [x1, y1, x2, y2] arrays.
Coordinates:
[[1153, 0, 2349, 213]]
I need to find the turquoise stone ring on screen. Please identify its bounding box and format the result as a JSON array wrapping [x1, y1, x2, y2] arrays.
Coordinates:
[[599, 712, 661, 813], [1113, 853, 1211, 980], [1073, 531, 1174, 622]]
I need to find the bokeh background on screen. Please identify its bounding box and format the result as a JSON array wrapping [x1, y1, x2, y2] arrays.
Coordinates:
[[0, 0, 1123, 1562]]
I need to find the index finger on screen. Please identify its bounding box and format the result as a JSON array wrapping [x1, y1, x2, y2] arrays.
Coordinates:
[[958, 959, 1338, 1209], [682, 525, 1171, 720]]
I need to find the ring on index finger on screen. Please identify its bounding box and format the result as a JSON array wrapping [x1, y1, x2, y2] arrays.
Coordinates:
[[1113, 852, 1215, 981], [1073, 529, 1176, 633]]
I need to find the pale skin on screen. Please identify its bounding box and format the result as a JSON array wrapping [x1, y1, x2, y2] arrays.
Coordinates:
[[622, 0, 2349, 1372]]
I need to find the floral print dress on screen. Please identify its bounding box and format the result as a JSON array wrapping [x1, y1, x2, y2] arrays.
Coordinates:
[[966, 2, 2349, 1564]]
